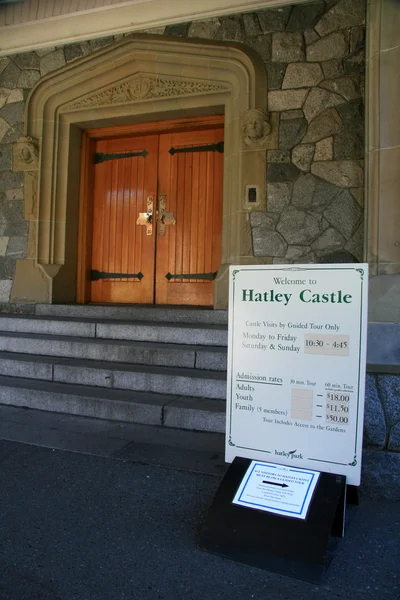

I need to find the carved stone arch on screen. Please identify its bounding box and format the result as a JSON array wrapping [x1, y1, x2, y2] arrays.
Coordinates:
[[12, 35, 276, 307]]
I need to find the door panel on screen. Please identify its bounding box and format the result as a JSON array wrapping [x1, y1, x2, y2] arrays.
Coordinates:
[[91, 135, 158, 303], [89, 125, 223, 306], [156, 129, 224, 306]]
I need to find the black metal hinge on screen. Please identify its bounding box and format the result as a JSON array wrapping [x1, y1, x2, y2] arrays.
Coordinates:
[[91, 270, 144, 281], [95, 150, 148, 164], [165, 272, 217, 281], [168, 142, 224, 156]]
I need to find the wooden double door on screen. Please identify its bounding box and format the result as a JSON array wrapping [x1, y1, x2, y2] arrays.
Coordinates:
[[86, 121, 224, 306]]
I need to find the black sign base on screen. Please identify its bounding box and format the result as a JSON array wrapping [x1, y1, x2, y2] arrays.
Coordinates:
[[198, 457, 348, 584]]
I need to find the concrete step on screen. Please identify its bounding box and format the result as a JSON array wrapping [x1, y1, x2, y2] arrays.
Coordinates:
[[0, 332, 227, 371], [0, 352, 227, 399], [35, 304, 229, 325], [0, 376, 225, 433], [0, 314, 228, 346]]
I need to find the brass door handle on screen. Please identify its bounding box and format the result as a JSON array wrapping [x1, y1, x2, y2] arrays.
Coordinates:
[[136, 196, 153, 235], [158, 195, 176, 236]]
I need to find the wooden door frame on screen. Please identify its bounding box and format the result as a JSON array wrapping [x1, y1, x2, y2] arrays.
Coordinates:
[[77, 115, 224, 303]]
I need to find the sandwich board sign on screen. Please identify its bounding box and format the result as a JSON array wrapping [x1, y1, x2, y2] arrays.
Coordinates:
[[225, 264, 368, 486]]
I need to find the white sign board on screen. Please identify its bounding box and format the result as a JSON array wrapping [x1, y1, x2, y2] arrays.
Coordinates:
[[232, 461, 320, 520], [226, 264, 368, 486]]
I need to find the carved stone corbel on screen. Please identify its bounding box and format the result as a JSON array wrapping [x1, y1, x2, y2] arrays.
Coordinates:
[[12, 136, 39, 172], [242, 108, 272, 149]]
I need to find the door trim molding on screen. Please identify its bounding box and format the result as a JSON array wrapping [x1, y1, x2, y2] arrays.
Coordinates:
[[77, 116, 224, 303], [11, 36, 277, 308]]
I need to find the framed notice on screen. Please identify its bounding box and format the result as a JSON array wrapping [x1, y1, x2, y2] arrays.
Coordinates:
[[225, 264, 368, 486], [232, 461, 320, 520]]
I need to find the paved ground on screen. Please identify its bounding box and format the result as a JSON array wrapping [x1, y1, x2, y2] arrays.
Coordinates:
[[0, 405, 399, 600]]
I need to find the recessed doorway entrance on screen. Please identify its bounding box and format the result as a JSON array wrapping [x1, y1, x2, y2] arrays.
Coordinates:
[[78, 116, 224, 306]]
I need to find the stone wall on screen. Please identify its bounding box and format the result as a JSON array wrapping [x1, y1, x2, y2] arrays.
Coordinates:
[[0, 0, 366, 302], [362, 373, 400, 500]]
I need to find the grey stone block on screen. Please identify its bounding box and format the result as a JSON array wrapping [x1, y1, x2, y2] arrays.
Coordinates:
[[249, 212, 277, 228], [377, 375, 400, 426], [267, 163, 301, 182], [195, 350, 227, 371], [40, 50, 66, 76], [0, 144, 11, 171], [215, 16, 245, 42], [13, 52, 40, 70], [361, 449, 400, 501], [0, 280, 12, 302], [267, 182, 292, 213], [336, 99, 364, 135], [17, 70, 41, 89], [253, 229, 287, 257], [0, 62, 21, 88], [88, 37, 114, 52], [96, 323, 228, 346], [303, 108, 343, 144], [1, 221, 28, 236], [363, 374, 387, 448], [0, 58, 10, 76], [188, 18, 221, 39], [343, 50, 365, 76], [0, 171, 23, 192], [242, 13, 262, 37], [53, 364, 113, 388], [306, 32, 349, 62], [2, 122, 23, 144], [5, 236, 26, 258], [334, 130, 364, 160], [265, 62, 286, 90], [257, 7, 291, 33], [367, 323, 400, 366], [323, 190, 362, 239], [245, 34, 272, 63], [0, 335, 197, 368], [311, 227, 345, 253], [388, 422, 400, 451], [164, 397, 225, 433], [286, 2, 325, 31], [315, 0, 366, 37], [0, 377, 167, 426], [64, 44, 84, 62], [0, 316, 96, 338], [277, 207, 320, 245], [345, 222, 364, 262], [267, 150, 290, 164], [322, 59, 345, 79], [291, 173, 340, 211], [292, 144, 315, 174], [114, 370, 226, 400], [35, 304, 229, 325], [278, 117, 307, 150], [0, 257, 16, 279], [0, 356, 52, 380], [272, 32, 304, 63], [164, 23, 190, 37], [0, 101, 25, 125]]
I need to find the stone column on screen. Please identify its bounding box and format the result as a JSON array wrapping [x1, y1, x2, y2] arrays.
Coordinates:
[[366, 0, 400, 322]]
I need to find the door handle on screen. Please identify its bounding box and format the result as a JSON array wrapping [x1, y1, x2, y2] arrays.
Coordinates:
[[136, 196, 153, 235], [158, 195, 176, 236]]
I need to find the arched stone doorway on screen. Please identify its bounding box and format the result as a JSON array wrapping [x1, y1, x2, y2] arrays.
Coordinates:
[[11, 35, 277, 308]]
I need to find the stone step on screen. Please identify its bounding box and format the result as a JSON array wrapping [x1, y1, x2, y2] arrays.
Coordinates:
[[0, 314, 228, 346], [35, 304, 229, 325], [0, 352, 227, 399], [0, 332, 227, 371], [0, 376, 225, 433]]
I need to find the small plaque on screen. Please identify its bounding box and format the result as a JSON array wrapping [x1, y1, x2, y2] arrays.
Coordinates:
[[232, 460, 320, 520]]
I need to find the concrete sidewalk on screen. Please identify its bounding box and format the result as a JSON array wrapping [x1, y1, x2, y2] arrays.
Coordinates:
[[0, 405, 399, 600]]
